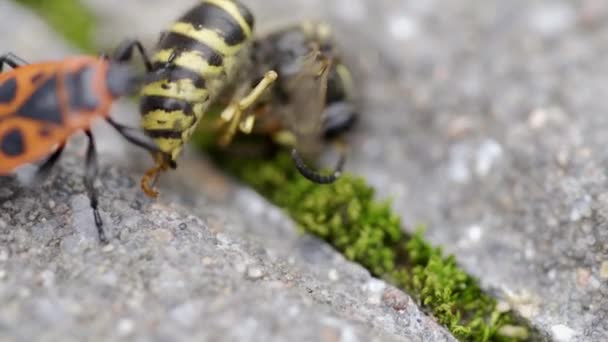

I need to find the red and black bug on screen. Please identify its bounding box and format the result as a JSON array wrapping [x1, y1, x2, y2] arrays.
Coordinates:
[[0, 45, 159, 243]]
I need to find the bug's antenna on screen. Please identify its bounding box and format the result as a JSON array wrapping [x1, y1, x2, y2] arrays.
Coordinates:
[[291, 146, 345, 184]]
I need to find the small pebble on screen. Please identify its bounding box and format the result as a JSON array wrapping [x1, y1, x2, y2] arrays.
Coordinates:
[[102, 244, 115, 253], [577, 268, 591, 288], [117, 319, 135, 336], [387, 15, 418, 41], [600, 261, 608, 279], [328, 269, 339, 281], [382, 287, 410, 311], [246, 267, 264, 280], [551, 324, 577, 342], [201, 257, 214, 266], [152, 229, 173, 243]]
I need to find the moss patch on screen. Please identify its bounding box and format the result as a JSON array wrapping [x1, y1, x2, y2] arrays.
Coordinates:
[[194, 130, 534, 341], [14, 0, 97, 52]]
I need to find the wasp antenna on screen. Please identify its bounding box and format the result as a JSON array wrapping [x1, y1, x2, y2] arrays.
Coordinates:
[[291, 148, 345, 184]]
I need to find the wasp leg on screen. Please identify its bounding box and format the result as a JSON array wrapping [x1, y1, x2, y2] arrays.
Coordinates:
[[84, 131, 107, 244], [35, 144, 65, 182], [141, 153, 171, 198], [105, 118, 171, 198], [112, 39, 153, 71], [0, 53, 28, 72], [218, 70, 278, 146], [290, 140, 347, 184]]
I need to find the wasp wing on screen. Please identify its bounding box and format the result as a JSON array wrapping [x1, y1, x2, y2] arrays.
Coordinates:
[[282, 48, 331, 158]]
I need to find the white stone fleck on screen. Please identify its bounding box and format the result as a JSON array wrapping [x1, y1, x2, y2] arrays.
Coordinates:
[[0, 248, 9, 261], [530, 4, 575, 37], [340, 326, 359, 342], [117, 318, 135, 336], [366, 279, 386, 305], [328, 269, 339, 281], [448, 144, 471, 183], [102, 244, 115, 253], [247, 267, 264, 280], [387, 15, 418, 41], [287, 305, 300, 317], [467, 225, 483, 243], [170, 302, 198, 327], [570, 195, 592, 222], [528, 108, 549, 129], [475, 139, 503, 177], [551, 324, 577, 342], [39, 270, 55, 288]]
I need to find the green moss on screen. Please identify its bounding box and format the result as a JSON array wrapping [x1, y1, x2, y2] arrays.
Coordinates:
[[14, 0, 97, 52], [195, 130, 532, 341]]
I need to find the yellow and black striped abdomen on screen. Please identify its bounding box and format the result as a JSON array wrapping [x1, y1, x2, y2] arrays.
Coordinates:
[[140, 0, 254, 162]]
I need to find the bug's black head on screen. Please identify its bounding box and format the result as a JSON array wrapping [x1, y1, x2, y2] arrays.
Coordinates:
[[106, 62, 143, 98]]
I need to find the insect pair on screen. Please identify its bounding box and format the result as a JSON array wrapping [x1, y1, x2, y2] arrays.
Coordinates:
[[0, 0, 357, 243]]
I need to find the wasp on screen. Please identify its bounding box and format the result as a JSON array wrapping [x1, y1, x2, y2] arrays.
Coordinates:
[[241, 21, 358, 183], [115, 0, 277, 197], [0, 51, 160, 243]]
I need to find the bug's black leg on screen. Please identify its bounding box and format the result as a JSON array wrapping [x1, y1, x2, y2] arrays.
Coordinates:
[[0, 53, 28, 72], [84, 131, 107, 243], [106, 117, 164, 156], [112, 39, 153, 71], [35, 144, 65, 181]]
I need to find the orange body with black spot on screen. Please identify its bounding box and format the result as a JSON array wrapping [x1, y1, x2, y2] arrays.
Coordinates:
[[0, 56, 118, 174]]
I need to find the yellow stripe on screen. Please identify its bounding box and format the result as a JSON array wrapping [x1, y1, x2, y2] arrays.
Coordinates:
[[170, 22, 242, 55], [204, 0, 252, 37], [153, 49, 224, 78], [141, 79, 208, 102], [152, 137, 184, 159], [142, 110, 196, 131]]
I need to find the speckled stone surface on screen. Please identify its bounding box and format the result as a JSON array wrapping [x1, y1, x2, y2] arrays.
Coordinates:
[[0, 2, 455, 341], [86, 0, 608, 340]]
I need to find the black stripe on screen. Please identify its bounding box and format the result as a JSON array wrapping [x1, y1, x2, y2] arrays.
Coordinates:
[[1, 128, 25, 156], [64, 66, 100, 111], [17, 75, 63, 125], [140, 95, 196, 117], [180, 2, 247, 46], [158, 32, 224, 66], [145, 129, 183, 139], [147, 64, 207, 89], [232, 0, 254, 29]]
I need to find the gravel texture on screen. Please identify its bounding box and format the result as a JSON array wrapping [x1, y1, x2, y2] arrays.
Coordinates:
[[0, 1, 455, 341], [86, 0, 608, 340]]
